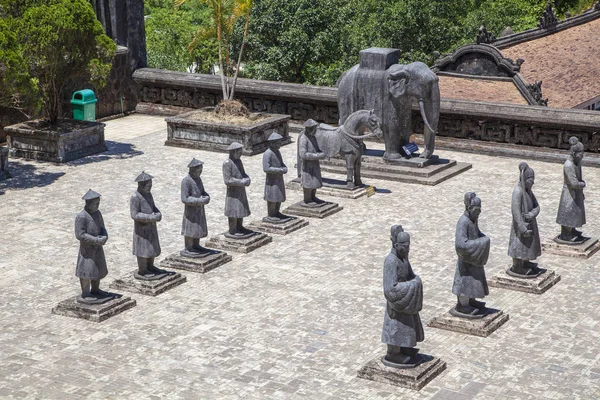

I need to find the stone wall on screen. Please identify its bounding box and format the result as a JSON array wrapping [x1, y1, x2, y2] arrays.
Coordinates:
[[63, 46, 138, 120], [133, 68, 600, 152]]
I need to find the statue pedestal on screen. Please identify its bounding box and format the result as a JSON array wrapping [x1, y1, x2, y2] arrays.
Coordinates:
[[52, 294, 136, 322], [206, 232, 272, 253], [357, 355, 446, 390], [110, 271, 186, 296], [159, 250, 232, 273], [428, 308, 509, 337], [542, 236, 600, 259], [320, 150, 472, 186], [247, 217, 309, 235], [286, 177, 369, 199], [488, 268, 561, 294], [283, 201, 343, 219]]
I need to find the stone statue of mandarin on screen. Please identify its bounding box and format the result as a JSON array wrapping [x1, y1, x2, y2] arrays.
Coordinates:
[[223, 142, 253, 238], [453, 192, 490, 318], [556, 136, 588, 243], [508, 162, 542, 276], [131, 172, 168, 280], [382, 225, 424, 367], [263, 132, 293, 223], [75, 190, 114, 304], [298, 119, 326, 206], [181, 158, 211, 257]]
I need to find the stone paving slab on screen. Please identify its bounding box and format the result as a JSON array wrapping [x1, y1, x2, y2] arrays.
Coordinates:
[[159, 250, 232, 273], [110, 270, 187, 296], [52, 295, 136, 323], [1, 114, 599, 399], [488, 268, 561, 294], [542, 236, 600, 259]]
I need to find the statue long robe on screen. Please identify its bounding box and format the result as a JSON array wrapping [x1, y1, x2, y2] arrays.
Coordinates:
[[223, 158, 251, 218], [263, 147, 286, 203], [509, 184, 541, 260], [381, 252, 424, 348], [130, 190, 161, 258], [453, 213, 490, 299], [181, 174, 209, 238], [556, 159, 586, 228], [74, 209, 108, 280], [298, 133, 323, 189]]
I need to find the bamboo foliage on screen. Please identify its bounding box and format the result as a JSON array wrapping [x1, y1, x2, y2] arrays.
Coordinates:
[[175, 0, 253, 100]]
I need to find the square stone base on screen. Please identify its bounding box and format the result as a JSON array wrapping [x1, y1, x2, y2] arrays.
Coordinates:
[[205, 231, 272, 253], [542, 236, 600, 259], [159, 250, 232, 273], [110, 271, 187, 296], [357, 355, 446, 391], [286, 177, 369, 199], [428, 308, 509, 337], [51, 295, 136, 322], [488, 268, 561, 294], [247, 217, 309, 235], [283, 201, 343, 219]]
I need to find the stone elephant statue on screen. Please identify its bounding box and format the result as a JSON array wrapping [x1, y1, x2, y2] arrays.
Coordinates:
[[297, 109, 382, 189], [337, 48, 440, 161]]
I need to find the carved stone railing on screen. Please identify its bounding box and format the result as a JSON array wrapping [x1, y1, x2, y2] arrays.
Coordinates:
[[133, 68, 600, 152]]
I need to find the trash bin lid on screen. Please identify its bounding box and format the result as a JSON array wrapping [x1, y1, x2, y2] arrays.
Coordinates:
[[71, 89, 97, 104]]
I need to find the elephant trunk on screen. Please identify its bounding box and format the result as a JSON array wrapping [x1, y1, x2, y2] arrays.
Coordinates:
[[418, 99, 435, 135]]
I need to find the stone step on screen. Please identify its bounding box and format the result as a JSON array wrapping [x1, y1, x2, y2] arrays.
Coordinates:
[[320, 162, 472, 186]]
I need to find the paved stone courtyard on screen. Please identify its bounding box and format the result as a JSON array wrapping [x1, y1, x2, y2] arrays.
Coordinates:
[[0, 114, 599, 399]]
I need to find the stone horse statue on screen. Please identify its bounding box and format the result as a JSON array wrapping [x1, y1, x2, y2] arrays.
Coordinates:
[[297, 109, 382, 189]]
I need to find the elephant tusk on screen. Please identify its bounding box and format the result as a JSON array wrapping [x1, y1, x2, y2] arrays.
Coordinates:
[[419, 100, 435, 134]]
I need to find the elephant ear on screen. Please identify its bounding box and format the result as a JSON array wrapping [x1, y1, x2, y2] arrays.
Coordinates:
[[387, 70, 410, 98]]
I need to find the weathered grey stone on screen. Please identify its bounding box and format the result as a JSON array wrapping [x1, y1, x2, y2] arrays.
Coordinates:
[[5, 119, 107, 163], [319, 150, 472, 186], [223, 144, 254, 238], [247, 217, 309, 236], [205, 232, 272, 254], [180, 159, 212, 258], [357, 355, 446, 391], [283, 201, 343, 219], [159, 250, 232, 274], [543, 236, 600, 259], [296, 110, 382, 189], [165, 109, 291, 155], [286, 177, 370, 199], [381, 226, 425, 367], [52, 295, 136, 323], [488, 268, 561, 294], [262, 133, 292, 223], [508, 162, 542, 276], [428, 309, 509, 337], [338, 48, 440, 160], [452, 192, 491, 318], [0, 146, 9, 180], [555, 137, 588, 243], [110, 270, 186, 296], [133, 67, 600, 157]]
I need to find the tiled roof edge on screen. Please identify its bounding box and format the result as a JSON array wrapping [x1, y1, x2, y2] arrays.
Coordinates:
[[493, 3, 600, 49]]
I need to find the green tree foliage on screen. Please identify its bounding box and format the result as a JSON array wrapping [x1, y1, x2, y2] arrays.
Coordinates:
[[2, 0, 116, 124], [147, 0, 599, 86]]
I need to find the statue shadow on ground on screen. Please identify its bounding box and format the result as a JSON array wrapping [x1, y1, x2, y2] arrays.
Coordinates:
[[0, 162, 65, 195], [66, 141, 144, 166]]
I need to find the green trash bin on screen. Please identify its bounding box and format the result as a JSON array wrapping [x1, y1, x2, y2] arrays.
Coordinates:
[[71, 89, 97, 121]]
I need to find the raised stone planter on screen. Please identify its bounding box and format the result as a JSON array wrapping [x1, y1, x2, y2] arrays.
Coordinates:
[[5, 119, 107, 163], [0, 146, 9, 180], [165, 108, 291, 155]]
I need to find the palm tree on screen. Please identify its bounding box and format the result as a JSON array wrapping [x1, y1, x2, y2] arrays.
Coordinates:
[[175, 0, 253, 101]]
